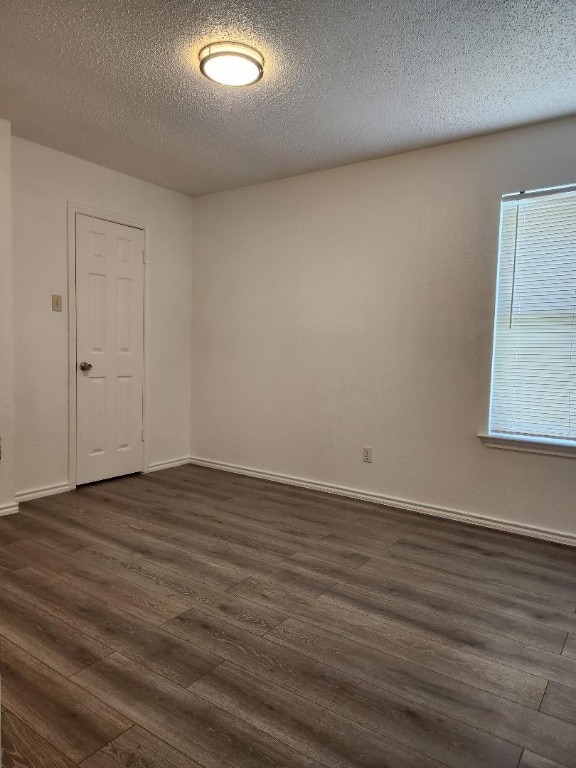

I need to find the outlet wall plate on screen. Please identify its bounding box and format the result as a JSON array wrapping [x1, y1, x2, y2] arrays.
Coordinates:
[[363, 446, 373, 463], [52, 294, 63, 312]]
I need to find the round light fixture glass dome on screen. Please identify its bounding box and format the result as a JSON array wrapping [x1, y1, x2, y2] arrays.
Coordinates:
[[199, 42, 264, 86]]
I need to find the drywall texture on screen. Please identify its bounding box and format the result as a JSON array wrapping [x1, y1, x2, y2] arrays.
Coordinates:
[[0, 120, 15, 511], [2, 0, 576, 194], [191, 116, 576, 538], [12, 139, 194, 496]]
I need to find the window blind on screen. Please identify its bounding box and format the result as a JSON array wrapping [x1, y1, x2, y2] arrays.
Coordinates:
[[490, 187, 576, 445]]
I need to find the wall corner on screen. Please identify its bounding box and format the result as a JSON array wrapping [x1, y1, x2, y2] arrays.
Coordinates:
[[0, 118, 16, 512]]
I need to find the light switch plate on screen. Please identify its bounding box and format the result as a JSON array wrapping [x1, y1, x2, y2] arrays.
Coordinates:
[[52, 294, 63, 312]]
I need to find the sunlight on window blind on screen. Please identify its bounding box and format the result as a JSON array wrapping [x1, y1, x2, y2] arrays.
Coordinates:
[[489, 187, 576, 444]]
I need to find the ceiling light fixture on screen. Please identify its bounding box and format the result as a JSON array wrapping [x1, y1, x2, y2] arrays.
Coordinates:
[[199, 42, 264, 86]]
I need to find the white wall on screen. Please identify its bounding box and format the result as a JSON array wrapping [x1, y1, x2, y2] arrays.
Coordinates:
[[12, 139, 194, 496], [0, 120, 16, 513], [191, 116, 576, 540]]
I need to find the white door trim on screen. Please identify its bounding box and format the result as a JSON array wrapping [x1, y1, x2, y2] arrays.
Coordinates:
[[67, 202, 150, 489]]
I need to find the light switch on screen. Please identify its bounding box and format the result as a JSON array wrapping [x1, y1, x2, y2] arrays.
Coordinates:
[[52, 295, 63, 312]]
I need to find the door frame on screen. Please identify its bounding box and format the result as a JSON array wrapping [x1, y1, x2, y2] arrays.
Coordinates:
[[67, 202, 150, 490]]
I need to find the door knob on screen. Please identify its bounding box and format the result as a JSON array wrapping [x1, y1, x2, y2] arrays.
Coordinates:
[[79, 361, 93, 372]]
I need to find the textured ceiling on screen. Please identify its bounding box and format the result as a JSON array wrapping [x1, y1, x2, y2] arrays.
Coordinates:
[[1, 0, 575, 196]]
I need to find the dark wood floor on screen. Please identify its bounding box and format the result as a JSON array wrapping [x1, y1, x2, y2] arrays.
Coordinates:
[[1, 465, 576, 768]]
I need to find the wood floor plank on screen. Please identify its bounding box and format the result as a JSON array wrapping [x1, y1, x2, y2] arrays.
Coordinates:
[[41, 481, 325, 547], [0, 547, 25, 572], [360, 548, 576, 613], [185, 501, 360, 560], [87, 481, 238, 508], [15, 500, 144, 550], [0, 584, 112, 676], [177, 498, 328, 543], [404, 527, 576, 577], [387, 539, 576, 604], [213, 499, 338, 539], [3, 539, 188, 625], [1, 640, 131, 763], [192, 661, 475, 768], [7, 511, 245, 590], [31, 489, 175, 522], [84, 485, 302, 560], [350, 502, 553, 545], [164, 607, 523, 768], [144, 498, 373, 568], [563, 634, 576, 658], [338, 515, 576, 576], [249, 487, 380, 517], [74, 544, 288, 635], [360, 554, 576, 632], [317, 583, 576, 687], [0, 567, 222, 687], [267, 618, 576, 768], [80, 726, 202, 768], [79, 512, 337, 598], [83, 484, 373, 569], [221, 490, 364, 522], [145, 489, 333, 547], [1, 709, 76, 768], [1, 509, 88, 553], [0, 524, 22, 546], [540, 682, 576, 725], [76, 491, 372, 567], [217, 497, 354, 538], [229, 577, 547, 707], [392, 534, 576, 587], [285, 553, 568, 652], [230, 576, 318, 615], [519, 751, 571, 768], [72, 652, 325, 768], [26, 500, 335, 598]]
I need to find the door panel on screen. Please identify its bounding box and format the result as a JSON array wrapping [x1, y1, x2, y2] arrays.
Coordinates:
[[76, 214, 144, 484]]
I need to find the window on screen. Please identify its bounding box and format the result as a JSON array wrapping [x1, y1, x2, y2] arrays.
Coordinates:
[[488, 185, 576, 451]]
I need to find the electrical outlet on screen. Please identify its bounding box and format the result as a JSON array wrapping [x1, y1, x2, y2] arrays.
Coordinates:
[[52, 294, 63, 312], [363, 446, 373, 463]]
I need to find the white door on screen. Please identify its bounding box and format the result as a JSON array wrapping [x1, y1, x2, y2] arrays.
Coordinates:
[[76, 213, 145, 485]]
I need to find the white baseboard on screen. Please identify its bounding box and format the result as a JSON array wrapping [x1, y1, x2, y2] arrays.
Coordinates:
[[145, 456, 191, 473], [15, 482, 71, 503], [189, 456, 576, 548], [0, 501, 18, 516]]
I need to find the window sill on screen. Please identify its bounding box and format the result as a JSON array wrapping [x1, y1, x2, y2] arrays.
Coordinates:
[[478, 434, 576, 459]]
